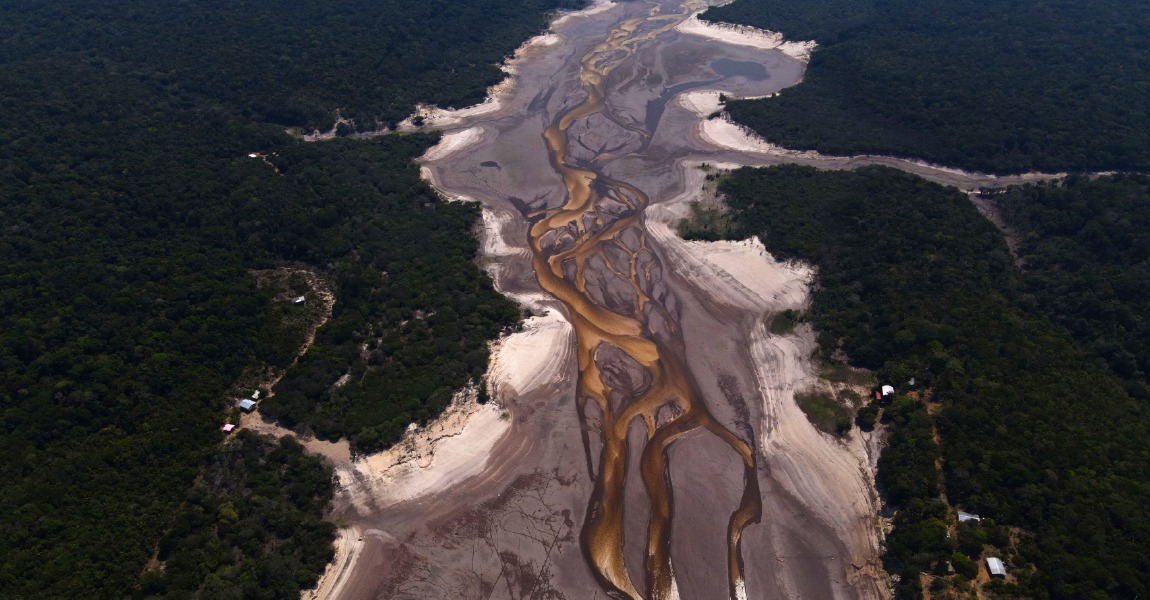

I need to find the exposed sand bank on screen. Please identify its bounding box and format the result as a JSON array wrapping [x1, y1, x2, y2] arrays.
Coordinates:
[[327, 192, 572, 512], [644, 157, 743, 224], [675, 14, 816, 62], [478, 206, 531, 264], [648, 156, 886, 590], [677, 90, 822, 158], [421, 126, 487, 162], [488, 311, 575, 401], [653, 205, 887, 596], [417, 164, 477, 202], [398, 82, 512, 131], [307, 297, 572, 598], [684, 234, 813, 311], [664, 212, 885, 586], [475, 207, 563, 311], [396, 32, 562, 131], [553, 0, 616, 28], [649, 168, 886, 592], [305, 524, 363, 600], [748, 324, 888, 594], [334, 387, 510, 515], [649, 220, 813, 314], [648, 158, 814, 313]]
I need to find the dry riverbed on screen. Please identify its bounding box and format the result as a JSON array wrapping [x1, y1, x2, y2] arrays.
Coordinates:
[[295, 0, 1080, 597], [311, 1, 887, 598]]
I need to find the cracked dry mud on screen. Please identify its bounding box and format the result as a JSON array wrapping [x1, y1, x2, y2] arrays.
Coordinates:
[[315, 1, 936, 598]]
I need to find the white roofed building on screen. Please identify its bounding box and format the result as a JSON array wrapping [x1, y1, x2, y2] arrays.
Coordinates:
[[957, 511, 981, 523]]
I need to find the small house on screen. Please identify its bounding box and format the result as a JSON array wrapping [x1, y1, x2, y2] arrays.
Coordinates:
[[986, 557, 1007, 578], [251, 390, 261, 400], [293, 296, 306, 304], [957, 511, 981, 523], [239, 399, 257, 412], [221, 423, 236, 432], [881, 385, 895, 397]]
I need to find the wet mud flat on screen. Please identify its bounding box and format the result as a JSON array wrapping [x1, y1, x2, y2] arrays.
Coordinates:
[[322, 1, 896, 599]]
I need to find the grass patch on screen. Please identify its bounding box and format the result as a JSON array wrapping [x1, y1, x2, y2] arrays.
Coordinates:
[[795, 390, 853, 436], [767, 308, 803, 335], [819, 361, 875, 387], [677, 200, 733, 241]]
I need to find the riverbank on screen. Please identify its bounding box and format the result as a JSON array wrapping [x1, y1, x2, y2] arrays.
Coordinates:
[[676, 13, 816, 62]]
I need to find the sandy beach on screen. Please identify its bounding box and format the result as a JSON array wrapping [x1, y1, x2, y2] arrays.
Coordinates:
[[676, 89, 823, 157], [675, 13, 817, 62], [420, 126, 487, 162], [336, 389, 512, 514]]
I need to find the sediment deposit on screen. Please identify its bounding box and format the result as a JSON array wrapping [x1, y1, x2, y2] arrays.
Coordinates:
[[311, 0, 1067, 597]]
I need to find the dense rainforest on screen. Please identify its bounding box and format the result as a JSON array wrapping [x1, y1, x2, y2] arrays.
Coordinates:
[[702, 0, 1150, 173], [140, 432, 336, 598], [254, 139, 520, 451], [0, 0, 575, 597], [2, 0, 579, 131], [998, 175, 1150, 396], [692, 165, 1150, 599]]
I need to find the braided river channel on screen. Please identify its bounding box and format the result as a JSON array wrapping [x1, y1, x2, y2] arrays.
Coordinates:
[[315, 1, 1060, 598]]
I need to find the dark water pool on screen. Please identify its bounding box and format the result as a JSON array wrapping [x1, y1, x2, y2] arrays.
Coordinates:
[[710, 58, 768, 80]]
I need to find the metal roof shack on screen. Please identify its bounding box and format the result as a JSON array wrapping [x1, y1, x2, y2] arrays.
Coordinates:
[[986, 557, 1007, 578], [957, 511, 981, 523], [293, 296, 306, 304], [221, 423, 236, 432], [238, 399, 257, 412], [881, 385, 895, 396]]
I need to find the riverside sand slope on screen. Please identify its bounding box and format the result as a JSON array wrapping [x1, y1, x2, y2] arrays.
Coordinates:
[[313, 1, 1072, 598]]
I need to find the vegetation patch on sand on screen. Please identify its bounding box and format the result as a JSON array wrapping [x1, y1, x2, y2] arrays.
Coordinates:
[[767, 308, 803, 336], [794, 389, 853, 436]]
